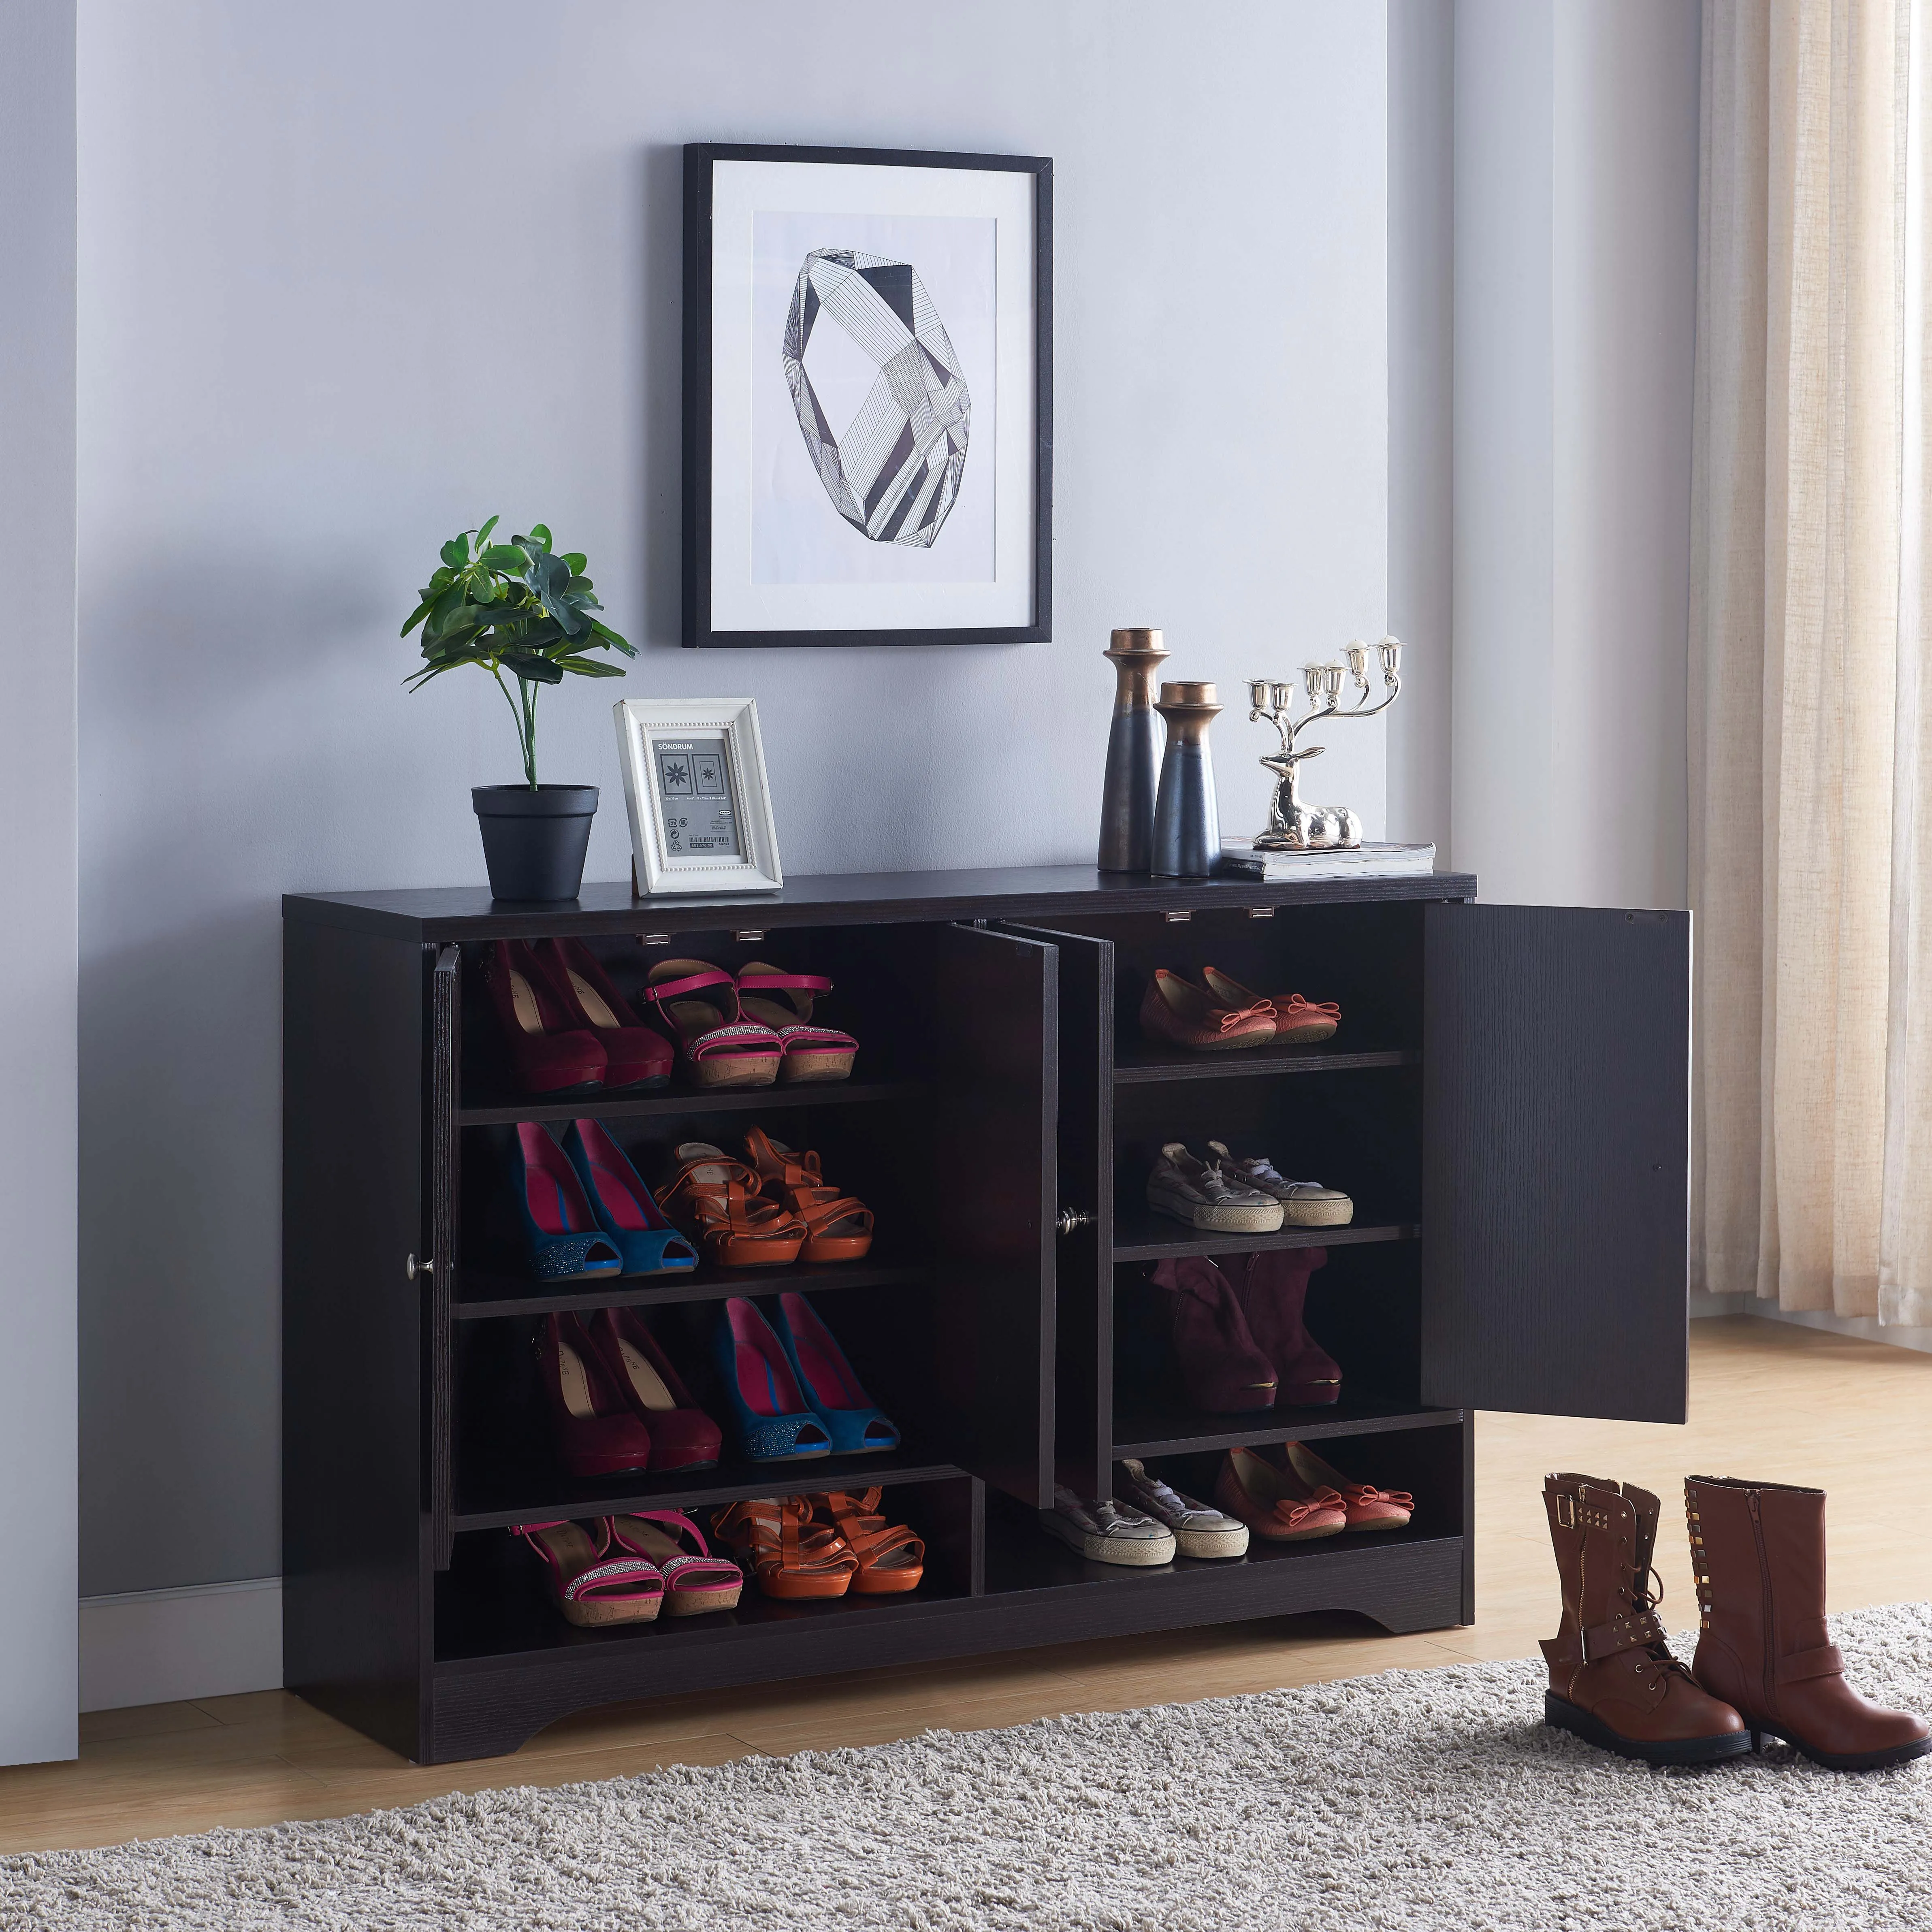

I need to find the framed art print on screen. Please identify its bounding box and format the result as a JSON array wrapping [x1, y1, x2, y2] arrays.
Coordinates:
[[683, 142, 1052, 648], [614, 697, 783, 895]]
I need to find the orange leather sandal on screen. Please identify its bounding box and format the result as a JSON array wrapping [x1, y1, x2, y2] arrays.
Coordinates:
[[712, 1496, 858, 1600], [742, 1127, 875, 1262], [661, 1143, 807, 1267], [735, 963, 859, 1083], [811, 1489, 924, 1594]]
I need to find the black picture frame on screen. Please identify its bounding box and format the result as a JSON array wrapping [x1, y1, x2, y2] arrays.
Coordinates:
[[682, 141, 1053, 649]]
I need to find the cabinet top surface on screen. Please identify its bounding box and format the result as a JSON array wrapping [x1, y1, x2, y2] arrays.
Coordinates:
[[283, 863, 1480, 940]]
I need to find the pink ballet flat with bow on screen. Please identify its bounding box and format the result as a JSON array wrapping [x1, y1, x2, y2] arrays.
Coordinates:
[[1282, 1442, 1414, 1529]]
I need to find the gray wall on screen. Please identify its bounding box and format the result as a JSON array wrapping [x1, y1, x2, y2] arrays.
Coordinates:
[[77, 0, 1393, 1594], [1450, 0, 1699, 908], [2, 0, 79, 1764], [1388, 0, 1454, 852]]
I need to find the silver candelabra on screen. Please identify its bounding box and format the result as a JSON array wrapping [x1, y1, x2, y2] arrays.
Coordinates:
[[1245, 636, 1404, 851]]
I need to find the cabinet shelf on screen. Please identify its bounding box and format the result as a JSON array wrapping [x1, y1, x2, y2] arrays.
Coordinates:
[[457, 1077, 927, 1127], [454, 1252, 932, 1318], [451, 1447, 962, 1533], [1111, 1211, 1420, 1262], [1111, 1396, 1463, 1461], [1113, 1043, 1418, 1085], [435, 1567, 977, 1668], [982, 1502, 1463, 1598]]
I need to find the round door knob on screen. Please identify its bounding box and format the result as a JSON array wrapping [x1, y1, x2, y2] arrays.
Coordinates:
[[406, 1253, 435, 1281]]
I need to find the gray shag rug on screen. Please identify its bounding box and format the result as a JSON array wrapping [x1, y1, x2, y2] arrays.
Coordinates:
[[7, 1602, 1932, 1931]]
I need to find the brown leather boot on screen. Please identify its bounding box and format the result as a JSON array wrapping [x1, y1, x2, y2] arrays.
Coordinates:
[[1684, 1475, 1931, 1770], [1540, 1472, 1750, 1764]]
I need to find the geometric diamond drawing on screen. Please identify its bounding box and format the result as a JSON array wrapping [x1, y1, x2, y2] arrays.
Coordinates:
[[782, 248, 972, 548]]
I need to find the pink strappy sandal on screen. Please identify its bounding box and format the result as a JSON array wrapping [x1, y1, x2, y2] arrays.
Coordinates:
[[607, 1510, 745, 1614], [512, 1518, 664, 1627], [640, 959, 782, 1088], [734, 962, 859, 1083]]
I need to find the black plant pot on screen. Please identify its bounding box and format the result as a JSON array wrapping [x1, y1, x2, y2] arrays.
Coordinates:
[[472, 785, 598, 902]]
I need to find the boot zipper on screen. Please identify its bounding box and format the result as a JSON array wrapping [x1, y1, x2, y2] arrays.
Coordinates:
[[1748, 1490, 1774, 1717]]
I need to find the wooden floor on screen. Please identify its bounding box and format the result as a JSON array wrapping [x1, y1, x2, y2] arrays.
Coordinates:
[[6, 1317, 1930, 1855]]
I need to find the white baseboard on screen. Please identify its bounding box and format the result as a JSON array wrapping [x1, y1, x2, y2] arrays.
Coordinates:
[[1744, 1302, 1932, 1356], [1689, 1290, 1749, 1318], [1687, 1290, 1932, 1354], [79, 1575, 281, 1712]]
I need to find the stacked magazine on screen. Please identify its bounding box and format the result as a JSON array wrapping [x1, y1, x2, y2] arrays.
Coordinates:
[[1215, 837, 1437, 883]]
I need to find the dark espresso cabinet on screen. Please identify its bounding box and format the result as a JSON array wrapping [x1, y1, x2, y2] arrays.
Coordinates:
[[282, 867, 1689, 1764]]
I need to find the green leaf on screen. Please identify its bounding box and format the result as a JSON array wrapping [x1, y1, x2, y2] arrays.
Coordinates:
[[480, 544, 528, 573], [527, 552, 589, 637], [427, 565, 455, 592], [501, 651, 565, 685], [529, 522, 552, 548], [469, 574, 498, 603], [552, 655, 626, 678], [477, 514, 499, 547], [423, 581, 468, 629], [561, 552, 586, 574], [400, 599, 432, 637], [587, 618, 635, 655], [440, 536, 469, 570], [563, 576, 597, 600]]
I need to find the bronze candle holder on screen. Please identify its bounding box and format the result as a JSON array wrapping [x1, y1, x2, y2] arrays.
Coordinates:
[[1097, 627, 1169, 871]]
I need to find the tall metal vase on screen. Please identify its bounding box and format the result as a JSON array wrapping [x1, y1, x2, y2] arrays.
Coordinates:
[[1150, 681, 1223, 878], [1097, 627, 1169, 871]]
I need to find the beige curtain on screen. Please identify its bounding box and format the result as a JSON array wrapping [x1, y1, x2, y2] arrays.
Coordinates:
[[1693, 0, 1932, 1326]]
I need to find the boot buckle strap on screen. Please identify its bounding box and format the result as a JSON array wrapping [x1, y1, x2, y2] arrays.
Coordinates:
[[1580, 1609, 1665, 1663], [1554, 1493, 1576, 1529], [1774, 1642, 1843, 1685]]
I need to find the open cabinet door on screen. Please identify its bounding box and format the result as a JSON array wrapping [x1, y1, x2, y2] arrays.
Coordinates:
[[1420, 904, 1689, 1422], [932, 925, 1059, 1507], [1000, 924, 1114, 1503]]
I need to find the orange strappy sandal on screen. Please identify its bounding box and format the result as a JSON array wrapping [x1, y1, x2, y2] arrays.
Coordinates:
[[811, 1489, 925, 1594], [742, 1127, 875, 1262], [659, 1142, 807, 1267], [712, 1496, 858, 1600], [734, 962, 859, 1082]]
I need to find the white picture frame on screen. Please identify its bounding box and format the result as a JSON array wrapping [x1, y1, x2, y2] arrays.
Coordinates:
[[613, 697, 783, 897]]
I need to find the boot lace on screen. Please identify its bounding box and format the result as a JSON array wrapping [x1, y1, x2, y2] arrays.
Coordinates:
[[1628, 1563, 1694, 1692]]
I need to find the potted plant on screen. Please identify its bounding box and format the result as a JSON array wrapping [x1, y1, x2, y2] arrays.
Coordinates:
[[403, 518, 634, 900]]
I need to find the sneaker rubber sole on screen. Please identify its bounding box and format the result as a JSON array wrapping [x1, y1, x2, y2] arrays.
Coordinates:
[[1041, 1514, 1177, 1566], [1145, 1182, 1284, 1233]]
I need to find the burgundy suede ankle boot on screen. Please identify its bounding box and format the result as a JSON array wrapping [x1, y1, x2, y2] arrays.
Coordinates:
[[1230, 1247, 1341, 1404], [1148, 1256, 1278, 1412]]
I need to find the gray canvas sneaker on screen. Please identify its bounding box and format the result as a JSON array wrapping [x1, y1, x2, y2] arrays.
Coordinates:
[[1042, 1487, 1178, 1566], [1207, 1142, 1354, 1226], [1117, 1458, 1250, 1558], [1146, 1142, 1284, 1233]]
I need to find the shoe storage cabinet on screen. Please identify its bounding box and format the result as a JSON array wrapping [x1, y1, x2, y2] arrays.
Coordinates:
[[284, 866, 1690, 1764]]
